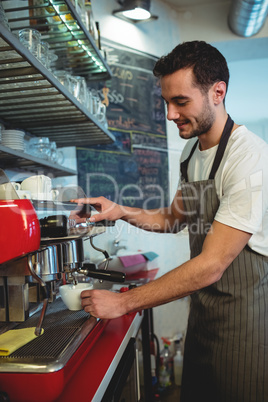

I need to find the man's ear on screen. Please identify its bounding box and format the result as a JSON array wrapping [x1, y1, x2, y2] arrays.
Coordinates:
[[212, 81, 226, 105]]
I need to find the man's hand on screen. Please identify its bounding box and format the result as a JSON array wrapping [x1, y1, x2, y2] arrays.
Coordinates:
[[70, 196, 125, 224], [81, 289, 128, 319]]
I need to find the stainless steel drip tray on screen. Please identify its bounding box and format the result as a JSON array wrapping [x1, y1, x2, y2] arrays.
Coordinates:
[[0, 299, 98, 373]]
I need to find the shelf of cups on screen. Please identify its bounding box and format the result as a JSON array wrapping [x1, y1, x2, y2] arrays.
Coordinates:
[[2, 0, 112, 81], [0, 24, 115, 146], [0, 143, 77, 176]]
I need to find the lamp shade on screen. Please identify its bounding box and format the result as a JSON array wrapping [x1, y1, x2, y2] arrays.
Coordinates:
[[113, 0, 158, 23]]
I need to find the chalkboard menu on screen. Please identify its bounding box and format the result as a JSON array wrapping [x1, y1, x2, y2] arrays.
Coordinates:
[[77, 41, 169, 209]]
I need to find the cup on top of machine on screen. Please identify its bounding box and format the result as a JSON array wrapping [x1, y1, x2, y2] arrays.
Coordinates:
[[59, 283, 93, 311], [21, 175, 58, 201]]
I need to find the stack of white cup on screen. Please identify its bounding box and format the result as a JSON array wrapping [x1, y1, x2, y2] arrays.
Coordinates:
[[19, 175, 58, 201]]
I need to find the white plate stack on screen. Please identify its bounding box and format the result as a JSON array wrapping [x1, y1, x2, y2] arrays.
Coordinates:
[[1, 129, 25, 151]]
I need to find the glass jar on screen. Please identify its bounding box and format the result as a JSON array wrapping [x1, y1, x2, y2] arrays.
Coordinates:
[[19, 28, 41, 58], [27, 137, 51, 160]]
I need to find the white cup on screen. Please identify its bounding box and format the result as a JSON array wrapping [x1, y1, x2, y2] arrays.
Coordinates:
[[21, 175, 52, 195], [59, 283, 93, 311], [0, 182, 18, 199]]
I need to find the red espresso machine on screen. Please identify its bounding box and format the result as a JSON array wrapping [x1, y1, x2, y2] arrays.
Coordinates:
[[0, 169, 125, 401]]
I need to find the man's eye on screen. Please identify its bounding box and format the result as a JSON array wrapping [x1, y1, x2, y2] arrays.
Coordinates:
[[177, 102, 187, 106]]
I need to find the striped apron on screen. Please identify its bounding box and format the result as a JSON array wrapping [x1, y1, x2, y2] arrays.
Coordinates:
[[180, 116, 268, 402]]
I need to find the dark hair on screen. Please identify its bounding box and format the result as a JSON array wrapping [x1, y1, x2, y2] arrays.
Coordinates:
[[153, 41, 229, 97]]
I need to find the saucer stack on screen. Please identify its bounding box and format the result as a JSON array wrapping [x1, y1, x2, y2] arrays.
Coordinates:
[[1, 129, 25, 151]]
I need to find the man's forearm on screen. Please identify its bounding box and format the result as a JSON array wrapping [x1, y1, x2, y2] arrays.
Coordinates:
[[120, 206, 182, 233], [120, 253, 220, 314], [121, 221, 252, 314]]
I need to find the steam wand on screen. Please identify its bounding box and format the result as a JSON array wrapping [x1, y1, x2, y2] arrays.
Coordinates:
[[78, 237, 125, 283], [89, 237, 110, 271], [80, 237, 111, 283], [65, 237, 125, 284]]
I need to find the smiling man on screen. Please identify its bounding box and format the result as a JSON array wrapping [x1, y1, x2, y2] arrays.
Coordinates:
[[71, 41, 268, 402], [162, 68, 217, 141]]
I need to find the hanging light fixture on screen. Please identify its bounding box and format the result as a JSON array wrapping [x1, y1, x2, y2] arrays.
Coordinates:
[[113, 0, 158, 23]]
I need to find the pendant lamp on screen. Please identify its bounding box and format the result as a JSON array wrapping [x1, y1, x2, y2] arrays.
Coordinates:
[[113, 0, 158, 23]]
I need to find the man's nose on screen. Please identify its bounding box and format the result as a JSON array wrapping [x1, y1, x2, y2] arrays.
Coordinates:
[[167, 105, 180, 121]]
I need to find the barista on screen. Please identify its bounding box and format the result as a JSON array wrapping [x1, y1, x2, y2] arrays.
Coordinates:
[[70, 41, 268, 402]]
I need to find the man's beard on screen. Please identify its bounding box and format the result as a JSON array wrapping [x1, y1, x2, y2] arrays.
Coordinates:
[[180, 97, 215, 139]]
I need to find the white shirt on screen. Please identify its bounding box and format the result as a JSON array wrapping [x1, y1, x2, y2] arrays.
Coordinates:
[[180, 125, 268, 256]]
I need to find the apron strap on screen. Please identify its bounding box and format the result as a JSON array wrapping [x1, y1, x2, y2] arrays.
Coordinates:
[[180, 115, 234, 182], [180, 140, 198, 182], [209, 114, 234, 179]]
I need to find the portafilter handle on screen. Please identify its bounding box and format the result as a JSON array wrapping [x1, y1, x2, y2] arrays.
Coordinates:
[[79, 264, 125, 283]]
